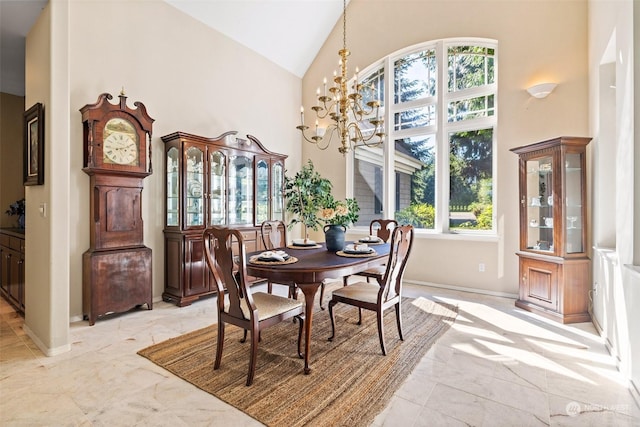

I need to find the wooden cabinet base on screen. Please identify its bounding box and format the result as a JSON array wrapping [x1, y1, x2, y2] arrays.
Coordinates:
[[83, 247, 152, 325], [516, 252, 590, 324], [163, 228, 266, 307], [515, 299, 591, 324]]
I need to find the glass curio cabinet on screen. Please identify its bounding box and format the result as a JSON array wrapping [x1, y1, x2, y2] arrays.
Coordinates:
[[511, 136, 591, 324], [162, 131, 287, 306]]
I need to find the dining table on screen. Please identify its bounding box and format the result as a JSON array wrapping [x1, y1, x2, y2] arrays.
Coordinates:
[[245, 241, 391, 375]]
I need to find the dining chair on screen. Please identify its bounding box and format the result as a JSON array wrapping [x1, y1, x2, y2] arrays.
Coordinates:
[[260, 220, 297, 298], [342, 219, 398, 286], [203, 225, 305, 386], [328, 224, 414, 355]]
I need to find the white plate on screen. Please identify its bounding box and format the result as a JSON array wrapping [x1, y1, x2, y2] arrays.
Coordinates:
[[292, 238, 316, 245]]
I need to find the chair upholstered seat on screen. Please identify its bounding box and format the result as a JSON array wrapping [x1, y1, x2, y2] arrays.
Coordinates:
[[225, 291, 304, 321], [359, 265, 386, 278], [330, 282, 380, 304]]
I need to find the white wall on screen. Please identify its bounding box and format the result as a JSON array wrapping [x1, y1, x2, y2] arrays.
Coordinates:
[[302, 0, 590, 296], [25, 0, 303, 351], [588, 0, 639, 401]]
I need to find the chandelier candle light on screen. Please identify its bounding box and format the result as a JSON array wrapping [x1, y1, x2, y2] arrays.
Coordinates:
[[297, 0, 385, 155]]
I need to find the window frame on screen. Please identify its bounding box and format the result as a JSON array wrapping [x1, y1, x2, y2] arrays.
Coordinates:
[[348, 38, 498, 236]]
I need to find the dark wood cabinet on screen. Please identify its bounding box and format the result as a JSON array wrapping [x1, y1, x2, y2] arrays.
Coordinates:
[[511, 136, 591, 323], [161, 131, 286, 306], [0, 229, 25, 314]]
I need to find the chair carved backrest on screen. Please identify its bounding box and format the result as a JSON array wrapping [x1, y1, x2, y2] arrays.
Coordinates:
[[204, 226, 254, 321], [370, 219, 398, 243], [260, 220, 287, 250], [379, 225, 414, 303]]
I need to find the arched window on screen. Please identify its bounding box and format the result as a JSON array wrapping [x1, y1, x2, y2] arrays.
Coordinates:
[[351, 38, 497, 234]]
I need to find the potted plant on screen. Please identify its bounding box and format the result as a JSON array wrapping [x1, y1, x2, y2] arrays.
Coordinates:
[[318, 195, 359, 251], [283, 160, 359, 251], [5, 198, 26, 229]]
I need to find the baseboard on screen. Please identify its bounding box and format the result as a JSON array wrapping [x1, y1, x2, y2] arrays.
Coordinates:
[[404, 279, 518, 299], [631, 379, 640, 409], [23, 323, 70, 357]]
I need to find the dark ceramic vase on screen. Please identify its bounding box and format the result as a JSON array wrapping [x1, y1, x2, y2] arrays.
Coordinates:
[[324, 224, 346, 252], [17, 214, 25, 229]]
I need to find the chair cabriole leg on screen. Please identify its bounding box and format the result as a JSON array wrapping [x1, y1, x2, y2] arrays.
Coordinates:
[[247, 328, 259, 386], [214, 321, 224, 370], [296, 315, 305, 358], [395, 302, 403, 341], [377, 309, 387, 356], [328, 300, 337, 341]]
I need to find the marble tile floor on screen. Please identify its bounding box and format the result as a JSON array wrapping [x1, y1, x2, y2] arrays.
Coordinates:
[[1, 282, 639, 426]]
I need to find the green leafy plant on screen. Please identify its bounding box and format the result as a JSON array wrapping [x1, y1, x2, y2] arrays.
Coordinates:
[[395, 203, 435, 228], [283, 160, 360, 238], [284, 160, 333, 239]]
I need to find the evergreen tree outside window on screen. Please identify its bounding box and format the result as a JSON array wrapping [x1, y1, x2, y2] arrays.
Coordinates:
[[351, 38, 496, 233]]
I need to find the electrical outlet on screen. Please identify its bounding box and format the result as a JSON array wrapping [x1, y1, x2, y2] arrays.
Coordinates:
[[479, 263, 485, 272], [593, 282, 599, 296], [39, 203, 46, 218]]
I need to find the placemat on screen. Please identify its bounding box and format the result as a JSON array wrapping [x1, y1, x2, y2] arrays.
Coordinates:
[[287, 244, 322, 250], [336, 250, 378, 258], [248, 256, 299, 265]]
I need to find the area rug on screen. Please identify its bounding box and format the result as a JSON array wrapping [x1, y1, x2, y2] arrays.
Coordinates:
[[138, 295, 457, 427]]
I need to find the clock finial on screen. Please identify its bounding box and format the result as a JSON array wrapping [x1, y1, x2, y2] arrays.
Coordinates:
[[120, 86, 126, 96]]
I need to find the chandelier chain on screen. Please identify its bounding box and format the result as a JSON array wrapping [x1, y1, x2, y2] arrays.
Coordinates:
[[296, 0, 385, 155]]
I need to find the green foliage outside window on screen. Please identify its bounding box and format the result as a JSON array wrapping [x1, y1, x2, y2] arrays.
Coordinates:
[[395, 203, 435, 229]]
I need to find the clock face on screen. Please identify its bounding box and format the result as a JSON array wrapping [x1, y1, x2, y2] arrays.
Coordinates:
[[103, 118, 139, 166]]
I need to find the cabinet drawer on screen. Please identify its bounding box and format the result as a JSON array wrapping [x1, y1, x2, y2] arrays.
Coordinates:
[[9, 237, 23, 251], [0, 235, 9, 247], [238, 230, 257, 242]]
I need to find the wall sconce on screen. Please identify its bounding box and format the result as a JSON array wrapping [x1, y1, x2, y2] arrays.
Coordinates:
[[527, 83, 557, 99]]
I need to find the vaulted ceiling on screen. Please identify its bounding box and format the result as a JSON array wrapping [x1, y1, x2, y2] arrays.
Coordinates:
[[0, 0, 345, 96]]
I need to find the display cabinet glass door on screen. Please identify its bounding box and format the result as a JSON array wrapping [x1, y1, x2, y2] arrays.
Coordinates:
[[256, 159, 269, 224], [525, 155, 554, 252], [565, 152, 584, 254], [271, 161, 284, 220], [185, 146, 204, 228], [166, 147, 180, 226], [209, 150, 226, 225], [228, 155, 253, 225]]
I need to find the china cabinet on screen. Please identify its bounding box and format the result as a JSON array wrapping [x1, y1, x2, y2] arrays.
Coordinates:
[[161, 131, 286, 306], [511, 136, 591, 323]]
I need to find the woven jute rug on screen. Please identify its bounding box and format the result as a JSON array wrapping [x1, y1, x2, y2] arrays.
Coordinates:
[[138, 293, 457, 427]]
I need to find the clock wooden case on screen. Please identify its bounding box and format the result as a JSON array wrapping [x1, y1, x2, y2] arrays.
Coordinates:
[[80, 92, 154, 325]]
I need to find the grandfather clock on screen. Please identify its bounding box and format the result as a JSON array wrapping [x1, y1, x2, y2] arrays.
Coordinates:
[[81, 91, 154, 325]]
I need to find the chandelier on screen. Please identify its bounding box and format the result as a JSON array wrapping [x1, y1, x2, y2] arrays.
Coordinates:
[[296, 0, 385, 155]]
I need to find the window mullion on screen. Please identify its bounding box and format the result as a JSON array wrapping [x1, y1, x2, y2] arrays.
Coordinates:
[[383, 55, 394, 220], [436, 41, 449, 233]]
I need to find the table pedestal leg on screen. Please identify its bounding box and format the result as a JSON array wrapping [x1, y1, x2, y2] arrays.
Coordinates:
[[299, 282, 321, 374]]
